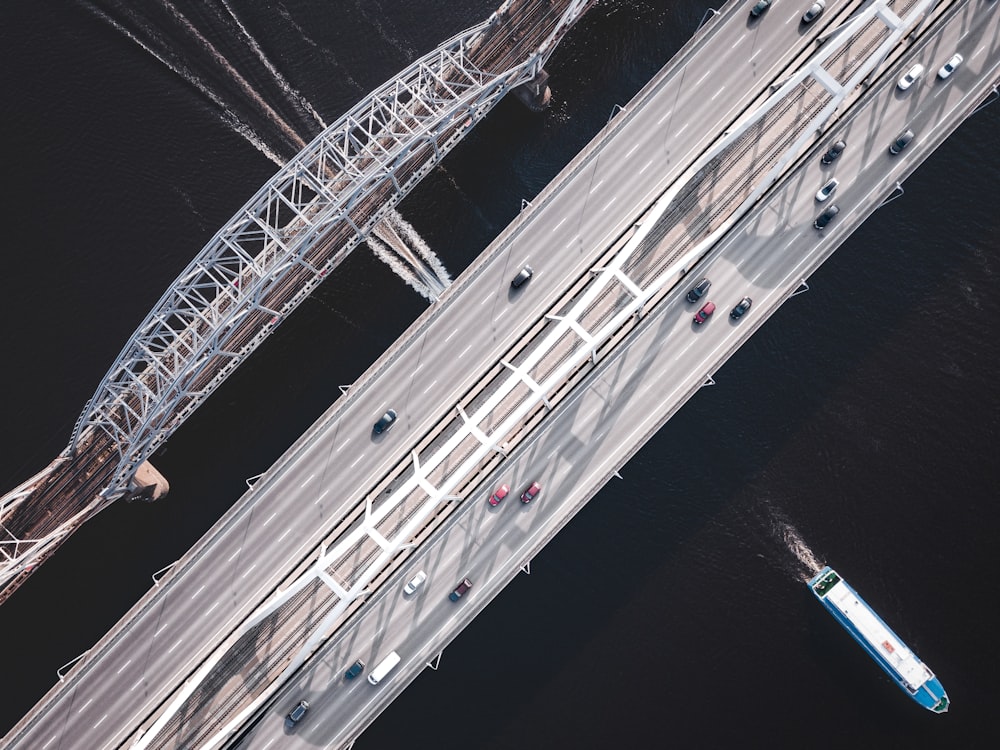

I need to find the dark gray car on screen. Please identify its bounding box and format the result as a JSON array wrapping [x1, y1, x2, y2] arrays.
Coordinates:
[[889, 129, 914, 155], [373, 409, 397, 434], [813, 204, 840, 230]]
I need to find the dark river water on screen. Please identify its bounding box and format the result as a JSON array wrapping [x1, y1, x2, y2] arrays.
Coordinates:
[[1, 1, 998, 747]]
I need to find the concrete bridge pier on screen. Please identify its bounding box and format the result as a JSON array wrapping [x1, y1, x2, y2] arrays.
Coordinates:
[[514, 68, 551, 111], [127, 461, 170, 502]]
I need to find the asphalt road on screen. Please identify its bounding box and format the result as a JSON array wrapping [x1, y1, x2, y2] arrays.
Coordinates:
[[7, 1, 998, 748]]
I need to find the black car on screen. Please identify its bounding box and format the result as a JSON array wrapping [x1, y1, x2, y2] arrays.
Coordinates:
[[730, 297, 753, 320], [345, 659, 366, 680], [286, 700, 309, 727], [511, 265, 534, 288], [373, 409, 397, 434], [813, 204, 840, 230], [821, 139, 846, 165], [449, 577, 473, 601], [686, 277, 711, 303]]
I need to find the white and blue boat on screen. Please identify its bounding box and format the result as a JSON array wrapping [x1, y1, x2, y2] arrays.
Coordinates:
[[808, 566, 949, 713]]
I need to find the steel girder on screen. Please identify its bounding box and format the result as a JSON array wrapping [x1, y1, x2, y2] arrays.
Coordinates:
[[68, 15, 549, 500]]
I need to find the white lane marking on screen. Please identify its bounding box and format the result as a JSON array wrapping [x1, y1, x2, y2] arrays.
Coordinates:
[[459, 344, 472, 359], [694, 68, 713, 88], [349, 453, 365, 468], [93, 715, 107, 728], [190, 585, 205, 600], [168, 638, 184, 654], [565, 236, 578, 248], [228, 549, 240, 562], [640, 160, 653, 174], [676, 123, 688, 136], [130, 678, 144, 692], [674, 339, 697, 360], [625, 143, 640, 158], [316, 488, 330, 505], [262, 511, 277, 527], [603, 195, 618, 212], [750, 48, 762, 61], [277, 527, 292, 542], [591, 178, 605, 193], [423, 379, 437, 395], [77, 699, 93, 713], [241, 564, 257, 579], [551, 216, 567, 233], [479, 293, 491, 306], [730, 36, 744, 50], [710, 86, 726, 102], [299, 473, 314, 488], [785, 13, 796, 25], [337, 437, 351, 452], [444, 328, 458, 342], [205, 601, 220, 616], [781, 235, 800, 251], [116, 659, 132, 675], [656, 109, 673, 125]]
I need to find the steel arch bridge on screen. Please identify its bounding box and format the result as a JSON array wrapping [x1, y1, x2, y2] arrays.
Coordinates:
[[0, 0, 594, 597]]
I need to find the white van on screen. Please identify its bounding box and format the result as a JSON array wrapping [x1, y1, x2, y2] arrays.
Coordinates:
[[368, 651, 401, 685]]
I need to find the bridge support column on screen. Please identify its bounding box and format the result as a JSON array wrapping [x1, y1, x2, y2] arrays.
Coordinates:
[[513, 68, 551, 112], [126, 461, 170, 502]]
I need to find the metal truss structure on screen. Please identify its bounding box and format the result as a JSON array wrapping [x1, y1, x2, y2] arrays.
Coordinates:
[[138, 3, 937, 745], [67, 0, 590, 502]]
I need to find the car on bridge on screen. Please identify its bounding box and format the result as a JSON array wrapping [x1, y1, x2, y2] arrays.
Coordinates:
[[813, 204, 840, 230], [520, 481, 542, 504], [286, 700, 309, 728], [802, 0, 826, 23], [373, 408, 397, 434], [686, 277, 711, 303], [821, 139, 846, 165], [488, 483, 509, 506], [897, 63, 924, 91], [345, 659, 366, 680], [404, 570, 427, 595], [815, 178, 839, 202], [449, 577, 473, 601], [889, 128, 915, 155], [511, 265, 534, 288], [730, 297, 753, 320], [937, 53, 963, 80], [749, 0, 772, 17], [694, 301, 716, 324]]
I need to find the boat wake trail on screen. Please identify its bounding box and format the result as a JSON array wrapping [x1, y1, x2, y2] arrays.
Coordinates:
[[80, 0, 451, 297], [775, 518, 824, 581], [77, 0, 286, 165]]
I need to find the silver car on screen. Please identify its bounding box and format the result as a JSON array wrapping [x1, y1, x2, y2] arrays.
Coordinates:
[[802, 0, 825, 23]]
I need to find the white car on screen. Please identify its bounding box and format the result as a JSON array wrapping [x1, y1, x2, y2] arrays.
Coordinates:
[[403, 570, 427, 595], [937, 53, 963, 79], [815, 178, 839, 202], [897, 63, 924, 91], [802, 0, 826, 23]]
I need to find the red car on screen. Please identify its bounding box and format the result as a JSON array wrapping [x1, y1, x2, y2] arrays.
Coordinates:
[[520, 481, 541, 504], [488, 484, 509, 506], [693, 301, 716, 324]]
